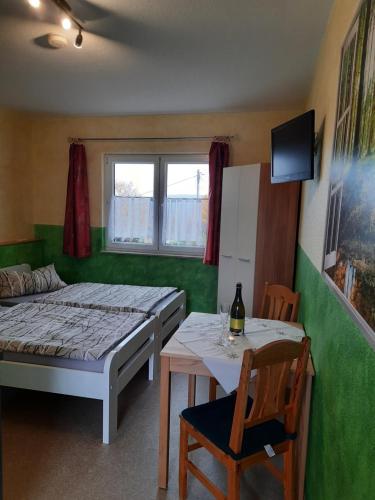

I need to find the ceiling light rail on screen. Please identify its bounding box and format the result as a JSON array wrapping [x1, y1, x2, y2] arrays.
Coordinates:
[[51, 0, 83, 30], [68, 135, 235, 144], [28, 0, 84, 48]]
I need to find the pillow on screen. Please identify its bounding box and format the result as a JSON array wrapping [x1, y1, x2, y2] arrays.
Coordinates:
[[31, 264, 66, 293], [0, 263, 32, 274], [0, 270, 35, 299], [0, 263, 66, 298]]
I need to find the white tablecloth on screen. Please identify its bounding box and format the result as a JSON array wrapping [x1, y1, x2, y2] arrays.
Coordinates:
[[175, 312, 304, 393]]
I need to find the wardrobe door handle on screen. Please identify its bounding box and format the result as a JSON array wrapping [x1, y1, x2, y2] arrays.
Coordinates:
[[238, 257, 250, 262], [221, 254, 232, 258]]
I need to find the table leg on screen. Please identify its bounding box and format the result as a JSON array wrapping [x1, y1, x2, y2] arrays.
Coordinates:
[[158, 356, 171, 489], [188, 374, 196, 407], [296, 374, 313, 500]]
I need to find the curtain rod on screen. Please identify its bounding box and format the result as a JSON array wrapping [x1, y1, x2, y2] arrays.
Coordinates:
[[68, 135, 234, 143]]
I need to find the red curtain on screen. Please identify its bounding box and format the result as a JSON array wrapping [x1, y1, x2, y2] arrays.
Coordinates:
[[203, 141, 229, 265], [63, 143, 91, 258]]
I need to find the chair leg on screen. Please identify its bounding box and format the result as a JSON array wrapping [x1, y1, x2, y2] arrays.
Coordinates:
[[227, 461, 240, 500], [209, 377, 218, 401], [284, 443, 297, 500], [179, 419, 189, 500]]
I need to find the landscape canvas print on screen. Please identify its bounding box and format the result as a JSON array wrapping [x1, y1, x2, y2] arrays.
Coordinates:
[[324, 0, 375, 333]]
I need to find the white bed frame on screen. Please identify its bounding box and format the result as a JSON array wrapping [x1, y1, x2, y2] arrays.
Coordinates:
[[0, 316, 156, 444], [0, 289, 187, 369], [153, 290, 186, 363]]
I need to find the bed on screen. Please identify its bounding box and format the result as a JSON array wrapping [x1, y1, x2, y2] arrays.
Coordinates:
[[0, 302, 156, 444], [0, 264, 186, 362], [31, 282, 186, 351]]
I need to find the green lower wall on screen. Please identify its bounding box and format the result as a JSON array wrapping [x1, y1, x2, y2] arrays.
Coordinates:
[[0, 240, 44, 269], [34, 224, 218, 314], [295, 246, 375, 500]]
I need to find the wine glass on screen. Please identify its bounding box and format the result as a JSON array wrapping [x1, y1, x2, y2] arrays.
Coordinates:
[[218, 303, 230, 345]]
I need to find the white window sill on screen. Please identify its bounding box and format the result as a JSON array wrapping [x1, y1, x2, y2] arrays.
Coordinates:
[[101, 249, 204, 259]]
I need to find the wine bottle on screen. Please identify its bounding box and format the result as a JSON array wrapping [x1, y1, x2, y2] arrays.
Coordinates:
[[230, 282, 245, 335]]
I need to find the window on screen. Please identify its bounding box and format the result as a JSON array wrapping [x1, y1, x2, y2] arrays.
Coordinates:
[[104, 154, 209, 256]]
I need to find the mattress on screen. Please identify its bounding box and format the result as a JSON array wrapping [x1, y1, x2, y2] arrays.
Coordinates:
[[32, 282, 177, 314], [0, 303, 146, 361], [0, 289, 180, 315], [2, 351, 106, 373]]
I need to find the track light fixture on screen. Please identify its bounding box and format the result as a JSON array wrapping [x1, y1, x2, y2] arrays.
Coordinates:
[[29, 0, 85, 48], [28, 0, 41, 8], [74, 29, 83, 49], [61, 16, 72, 30]]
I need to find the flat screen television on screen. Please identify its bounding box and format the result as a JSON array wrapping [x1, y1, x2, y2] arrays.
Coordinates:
[[271, 110, 315, 184]]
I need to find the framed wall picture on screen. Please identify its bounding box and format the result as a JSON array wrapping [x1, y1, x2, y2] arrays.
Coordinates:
[[323, 0, 375, 346]]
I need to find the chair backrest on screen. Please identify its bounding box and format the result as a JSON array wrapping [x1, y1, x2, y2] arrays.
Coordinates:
[[229, 337, 310, 454], [259, 282, 300, 322]]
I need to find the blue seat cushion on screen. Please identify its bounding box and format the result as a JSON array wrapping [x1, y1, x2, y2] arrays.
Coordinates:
[[181, 393, 292, 460]]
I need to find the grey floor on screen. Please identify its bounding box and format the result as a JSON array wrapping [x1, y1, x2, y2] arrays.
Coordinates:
[[2, 364, 283, 500]]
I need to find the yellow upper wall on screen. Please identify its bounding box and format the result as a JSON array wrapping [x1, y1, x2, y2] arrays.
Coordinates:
[[299, 0, 361, 270], [2, 0, 359, 250], [8, 0, 356, 243], [0, 109, 34, 241], [30, 110, 301, 227]]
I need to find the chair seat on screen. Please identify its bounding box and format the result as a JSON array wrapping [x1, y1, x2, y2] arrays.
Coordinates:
[[181, 394, 292, 460]]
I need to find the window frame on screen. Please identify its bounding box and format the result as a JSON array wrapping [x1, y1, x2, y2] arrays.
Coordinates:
[[103, 154, 160, 253], [103, 153, 209, 257]]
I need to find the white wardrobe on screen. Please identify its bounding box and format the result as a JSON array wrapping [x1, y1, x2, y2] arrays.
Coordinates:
[[217, 162, 301, 317], [217, 164, 261, 316]]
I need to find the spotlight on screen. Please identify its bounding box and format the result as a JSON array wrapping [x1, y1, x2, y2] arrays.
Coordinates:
[[74, 29, 83, 49], [28, 0, 41, 8], [61, 17, 72, 30]]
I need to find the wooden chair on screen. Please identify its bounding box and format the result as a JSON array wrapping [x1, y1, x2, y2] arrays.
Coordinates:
[[179, 337, 310, 500], [208, 282, 301, 401], [259, 282, 300, 323]]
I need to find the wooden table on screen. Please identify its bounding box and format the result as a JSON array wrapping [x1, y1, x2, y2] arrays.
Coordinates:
[[158, 314, 314, 499]]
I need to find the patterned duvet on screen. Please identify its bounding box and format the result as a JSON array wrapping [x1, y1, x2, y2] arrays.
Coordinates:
[[33, 282, 177, 314], [0, 303, 146, 360]]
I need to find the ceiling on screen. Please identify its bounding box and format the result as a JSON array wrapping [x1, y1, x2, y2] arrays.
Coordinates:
[[0, 0, 334, 115]]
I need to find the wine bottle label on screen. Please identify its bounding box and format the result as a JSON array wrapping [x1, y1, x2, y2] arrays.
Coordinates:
[[230, 318, 244, 331]]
